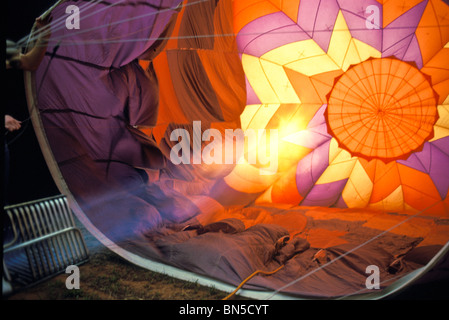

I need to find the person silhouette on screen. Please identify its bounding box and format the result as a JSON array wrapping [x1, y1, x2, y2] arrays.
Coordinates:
[[4, 15, 51, 205]]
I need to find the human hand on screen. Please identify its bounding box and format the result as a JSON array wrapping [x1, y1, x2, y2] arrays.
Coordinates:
[[5, 115, 22, 132], [35, 15, 53, 42], [35, 15, 53, 30]]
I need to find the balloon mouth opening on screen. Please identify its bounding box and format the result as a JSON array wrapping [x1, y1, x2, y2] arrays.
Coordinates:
[[325, 58, 439, 162]]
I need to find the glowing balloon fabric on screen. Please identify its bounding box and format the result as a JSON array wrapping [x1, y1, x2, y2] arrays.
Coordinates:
[[25, 0, 449, 300], [231, 0, 449, 214], [326, 58, 438, 161]]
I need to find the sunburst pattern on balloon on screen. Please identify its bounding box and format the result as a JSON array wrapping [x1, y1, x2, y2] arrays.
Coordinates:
[[226, 0, 449, 214]]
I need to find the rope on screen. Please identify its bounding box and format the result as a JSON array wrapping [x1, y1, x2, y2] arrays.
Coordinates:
[[18, 0, 115, 46], [19, 0, 206, 47], [6, 43, 61, 147], [265, 200, 444, 300], [17, 0, 449, 49], [24, 24, 449, 49], [222, 265, 285, 300]]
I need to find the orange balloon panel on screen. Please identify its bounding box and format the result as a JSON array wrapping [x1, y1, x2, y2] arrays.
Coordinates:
[[326, 58, 439, 162]]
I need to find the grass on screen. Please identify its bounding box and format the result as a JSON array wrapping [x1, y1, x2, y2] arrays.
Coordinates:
[[5, 245, 235, 300], [4, 215, 249, 301]]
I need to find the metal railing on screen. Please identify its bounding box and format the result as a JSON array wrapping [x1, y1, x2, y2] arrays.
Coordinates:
[[3, 195, 89, 291]]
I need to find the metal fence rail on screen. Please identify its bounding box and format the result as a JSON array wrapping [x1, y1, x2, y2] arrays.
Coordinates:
[[3, 195, 89, 291]]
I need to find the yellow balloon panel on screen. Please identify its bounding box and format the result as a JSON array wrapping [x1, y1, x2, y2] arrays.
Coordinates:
[[342, 161, 374, 208], [259, 59, 301, 103], [261, 39, 326, 66], [327, 11, 352, 69], [369, 186, 405, 212], [224, 159, 279, 193], [242, 54, 280, 103]]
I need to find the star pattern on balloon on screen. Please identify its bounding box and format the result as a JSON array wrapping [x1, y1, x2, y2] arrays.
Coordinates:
[[230, 0, 449, 214]]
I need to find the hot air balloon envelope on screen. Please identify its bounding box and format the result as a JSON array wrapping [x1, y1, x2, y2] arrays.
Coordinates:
[[24, 0, 449, 299]]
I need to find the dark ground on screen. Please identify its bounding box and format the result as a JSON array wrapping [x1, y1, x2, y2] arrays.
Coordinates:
[[4, 215, 235, 301]]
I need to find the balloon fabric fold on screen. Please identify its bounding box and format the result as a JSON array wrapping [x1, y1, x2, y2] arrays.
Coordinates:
[[24, 0, 449, 300]]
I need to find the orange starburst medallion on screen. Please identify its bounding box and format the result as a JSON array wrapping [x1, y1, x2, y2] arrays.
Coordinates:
[[326, 58, 439, 161]]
